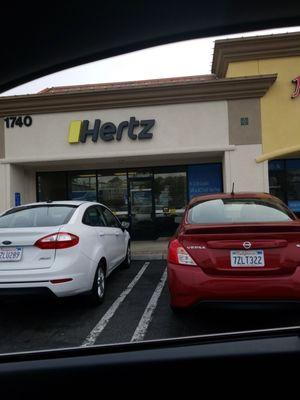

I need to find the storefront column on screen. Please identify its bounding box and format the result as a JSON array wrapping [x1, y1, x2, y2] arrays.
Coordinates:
[[1, 164, 36, 211], [223, 150, 232, 193], [223, 145, 269, 193], [0, 163, 10, 213], [262, 158, 270, 193]]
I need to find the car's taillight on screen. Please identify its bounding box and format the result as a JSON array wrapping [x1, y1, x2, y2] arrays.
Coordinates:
[[35, 232, 79, 249], [168, 239, 196, 266]]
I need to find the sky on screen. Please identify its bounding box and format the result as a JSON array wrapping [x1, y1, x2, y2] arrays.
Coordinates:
[[2, 25, 300, 96]]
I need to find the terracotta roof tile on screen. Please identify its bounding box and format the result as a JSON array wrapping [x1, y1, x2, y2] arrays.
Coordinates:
[[39, 74, 216, 94]]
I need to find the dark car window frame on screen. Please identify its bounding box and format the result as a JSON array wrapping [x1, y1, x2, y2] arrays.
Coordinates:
[[100, 206, 122, 229], [82, 206, 106, 227]]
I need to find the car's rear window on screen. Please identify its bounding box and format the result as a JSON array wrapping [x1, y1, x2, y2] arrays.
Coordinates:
[[0, 205, 77, 228], [187, 198, 295, 224]]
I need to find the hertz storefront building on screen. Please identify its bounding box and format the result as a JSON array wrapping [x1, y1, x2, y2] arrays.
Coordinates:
[[0, 32, 300, 239]]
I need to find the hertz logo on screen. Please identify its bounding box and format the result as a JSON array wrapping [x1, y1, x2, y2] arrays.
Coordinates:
[[68, 117, 155, 144]]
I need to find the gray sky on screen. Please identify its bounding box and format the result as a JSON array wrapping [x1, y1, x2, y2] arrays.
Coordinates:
[[2, 26, 300, 96]]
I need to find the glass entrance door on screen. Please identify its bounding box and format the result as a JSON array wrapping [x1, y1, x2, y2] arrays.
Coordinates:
[[129, 178, 155, 240]]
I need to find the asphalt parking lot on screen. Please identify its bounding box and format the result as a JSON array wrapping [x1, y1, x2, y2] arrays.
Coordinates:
[[1, 260, 300, 354]]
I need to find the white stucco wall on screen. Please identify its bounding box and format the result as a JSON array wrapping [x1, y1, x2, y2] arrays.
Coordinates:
[[4, 102, 229, 162]]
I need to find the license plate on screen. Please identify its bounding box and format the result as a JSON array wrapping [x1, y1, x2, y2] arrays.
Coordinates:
[[0, 247, 23, 262], [230, 250, 264, 267]]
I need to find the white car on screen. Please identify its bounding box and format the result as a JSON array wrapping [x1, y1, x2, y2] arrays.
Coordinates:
[[0, 201, 131, 304]]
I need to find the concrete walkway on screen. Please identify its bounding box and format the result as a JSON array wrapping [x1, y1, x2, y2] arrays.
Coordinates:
[[131, 239, 169, 260]]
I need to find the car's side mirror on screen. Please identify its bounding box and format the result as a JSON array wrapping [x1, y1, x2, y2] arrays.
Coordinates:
[[121, 221, 130, 230]]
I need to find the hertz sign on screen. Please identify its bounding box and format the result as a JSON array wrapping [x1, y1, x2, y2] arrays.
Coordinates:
[[68, 117, 155, 144]]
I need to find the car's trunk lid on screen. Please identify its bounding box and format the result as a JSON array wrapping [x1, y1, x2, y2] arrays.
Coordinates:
[[180, 222, 300, 276], [0, 227, 60, 271]]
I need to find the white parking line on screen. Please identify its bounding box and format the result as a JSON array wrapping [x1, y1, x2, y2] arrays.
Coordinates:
[[82, 261, 150, 347], [131, 267, 167, 342]]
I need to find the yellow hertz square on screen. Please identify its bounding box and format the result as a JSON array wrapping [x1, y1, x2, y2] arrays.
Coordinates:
[[68, 120, 82, 143]]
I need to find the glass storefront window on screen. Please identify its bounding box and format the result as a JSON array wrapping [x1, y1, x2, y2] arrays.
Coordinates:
[[154, 170, 187, 237], [268, 159, 300, 214], [37, 163, 224, 238], [38, 172, 67, 202], [128, 170, 152, 179], [97, 172, 128, 222], [129, 177, 154, 240], [268, 160, 286, 203], [68, 172, 97, 202], [286, 160, 300, 212]]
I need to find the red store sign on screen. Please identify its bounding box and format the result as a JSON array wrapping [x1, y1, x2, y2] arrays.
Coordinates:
[[291, 76, 300, 98]]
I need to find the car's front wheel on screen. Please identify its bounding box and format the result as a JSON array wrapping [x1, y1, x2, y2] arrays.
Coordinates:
[[89, 263, 106, 305]]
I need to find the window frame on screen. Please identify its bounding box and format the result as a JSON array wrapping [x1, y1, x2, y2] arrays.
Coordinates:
[[100, 205, 123, 229], [82, 205, 106, 227]]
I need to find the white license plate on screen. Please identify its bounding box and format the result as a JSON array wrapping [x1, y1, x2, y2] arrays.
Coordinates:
[[230, 250, 264, 267], [0, 247, 23, 262]]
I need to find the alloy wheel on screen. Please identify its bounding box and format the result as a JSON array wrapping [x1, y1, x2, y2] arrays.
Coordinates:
[[97, 267, 105, 298]]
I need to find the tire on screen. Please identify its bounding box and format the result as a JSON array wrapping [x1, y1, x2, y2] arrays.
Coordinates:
[[89, 263, 106, 305], [121, 243, 131, 269], [170, 304, 185, 315]]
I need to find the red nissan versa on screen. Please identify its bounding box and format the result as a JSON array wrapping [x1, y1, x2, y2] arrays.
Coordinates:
[[168, 192, 300, 310]]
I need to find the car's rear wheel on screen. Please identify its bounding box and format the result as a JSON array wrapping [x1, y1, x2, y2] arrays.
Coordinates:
[[89, 263, 106, 305], [170, 304, 185, 315], [121, 243, 131, 269]]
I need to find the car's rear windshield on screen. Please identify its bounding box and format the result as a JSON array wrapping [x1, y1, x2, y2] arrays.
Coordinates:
[[0, 205, 77, 228], [187, 198, 295, 224]]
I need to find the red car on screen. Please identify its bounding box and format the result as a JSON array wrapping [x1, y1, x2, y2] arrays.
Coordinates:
[[167, 192, 300, 311]]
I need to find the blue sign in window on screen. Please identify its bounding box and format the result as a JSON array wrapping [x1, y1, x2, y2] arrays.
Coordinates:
[[15, 192, 21, 206], [286, 159, 300, 169], [288, 200, 300, 212], [188, 164, 222, 200]]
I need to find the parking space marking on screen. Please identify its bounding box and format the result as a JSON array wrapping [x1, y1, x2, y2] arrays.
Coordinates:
[[82, 261, 150, 347], [131, 267, 167, 342]]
